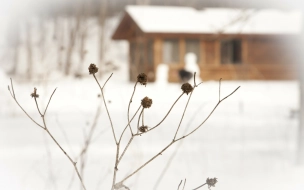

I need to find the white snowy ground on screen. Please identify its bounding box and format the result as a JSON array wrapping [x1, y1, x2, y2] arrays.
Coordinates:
[[1, 71, 304, 190]]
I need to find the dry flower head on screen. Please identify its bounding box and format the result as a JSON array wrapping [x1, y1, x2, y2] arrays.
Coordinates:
[[206, 177, 218, 189], [181, 83, 193, 95], [88, 63, 98, 74], [141, 96, 152, 108], [30, 88, 39, 98], [139, 126, 148, 133], [137, 73, 148, 86]]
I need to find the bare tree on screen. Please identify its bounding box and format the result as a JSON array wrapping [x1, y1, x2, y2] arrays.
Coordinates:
[[26, 21, 33, 80], [76, 1, 90, 77], [298, 7, 304, 165], [97, 0, 108, 77]]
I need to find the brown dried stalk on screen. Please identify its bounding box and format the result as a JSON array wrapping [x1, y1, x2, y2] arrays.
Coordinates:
[[114, 74, 239, 186], [89, 69, 239, 189], [193, 183, 207, 190], [90, 73, 143, 190], [92, 73, 117, 144], [177, 178, 186, 190], [8, 79, 87, 190]]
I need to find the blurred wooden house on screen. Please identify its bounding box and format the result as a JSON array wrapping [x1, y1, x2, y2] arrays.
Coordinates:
[[112, 6, 302, 82]]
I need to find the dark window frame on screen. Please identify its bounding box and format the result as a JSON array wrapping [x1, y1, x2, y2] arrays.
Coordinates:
[[220, 39, 242, 64], [163, 39, 180, 64]]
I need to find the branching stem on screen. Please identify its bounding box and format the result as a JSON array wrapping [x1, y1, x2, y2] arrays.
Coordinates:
[[116, 78, 240, 185], [93, 73, 118, 144], [8, 80, 87, 190]]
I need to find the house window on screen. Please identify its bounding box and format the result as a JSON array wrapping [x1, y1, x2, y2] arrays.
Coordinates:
[[163, 39, 179, 63], [221, 39, 242, 64], [186, 39, 200, 62], [130, 41, 145, 72]]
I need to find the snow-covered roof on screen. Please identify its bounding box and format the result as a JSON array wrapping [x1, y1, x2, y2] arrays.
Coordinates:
[[125, 6, 302, 35]]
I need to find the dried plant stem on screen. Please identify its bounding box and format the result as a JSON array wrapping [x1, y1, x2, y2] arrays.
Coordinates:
[[142, 109, 144, 127], [153, 103, 206, 190], [173, 74, 203, 140], [192, 182, 207, 190], [44, 88, 57, 115], [41, 98, 87, 190], [93, 73, 118, 144], [44, 125, 73, 163], [111, 108, 144, 189], [118, 136, 134, 163], [182, 86, 240, 139], [76, 103, 102, 188], [112, 145, 120, 190], [127, 82, 138, 135], [77, 103, 101, 161], [134, 92, 184, 136], [34, 98, 43, 116], [8, 79, 44, 129], [118, 105, 142, 143], [119, 141, 174, 184], [8, 79, 87, 190], [177, 180, 183, 190], [173, 91, 193, 140], [182, 178, 186, 190], [137, 108, 144, 131], [116, 79, 240, 185]]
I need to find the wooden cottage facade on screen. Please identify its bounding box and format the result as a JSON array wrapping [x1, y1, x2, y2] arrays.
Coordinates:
[[112, 6, 301, 82]]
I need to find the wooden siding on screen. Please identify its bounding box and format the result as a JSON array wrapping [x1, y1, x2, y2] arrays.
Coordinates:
[[197, 37, 298, 81], [128, 35, 298, 82]]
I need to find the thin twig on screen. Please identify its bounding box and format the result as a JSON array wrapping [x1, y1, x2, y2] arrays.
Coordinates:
[[118, 141, 174, 184], [34, 97, 43, 116], [111, 106, 143, 189], [118, 105, 142, 143], [44, 117, 86, 190], [116, 79, 240, 185], [153, 103, 206, 190], [9, 79, 87, 190], [44, 88, 57, 115], [111, 145, 120, 190], [93, 73, 117, 144], [118, 136, 134, 163], [135, 93, 184, 136], [173, 91, 193, 140], [182, 178, 186, 190], [142, 109, 144, 127], [137, 108, 144, 132], [8, 80, 44, 129], [76, 103, 102, 161], [192, 182, 207, 190], [182, 85, 240, 139], [177, 180, 183, 190], [127, 82, 138, 135], [10, 78, 16, 98]]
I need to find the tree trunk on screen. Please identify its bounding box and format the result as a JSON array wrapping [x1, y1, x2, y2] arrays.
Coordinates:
[[98, 0, 108, 77], [297, 8, 304, 165], [26, 21, 33, 80]]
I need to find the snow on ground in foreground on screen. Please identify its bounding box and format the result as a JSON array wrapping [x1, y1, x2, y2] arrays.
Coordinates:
[[0, 75, 303, 190]]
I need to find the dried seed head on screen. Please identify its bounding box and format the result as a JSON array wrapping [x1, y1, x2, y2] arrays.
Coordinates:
[[206, 178, 218, 189], [31, 88, 39, 98], [141, 96, 152, 108], [139, 125, 148, 133], [88, 63, 98, 74], [181, 83, 193, 95], [137, 73, 148, 86]]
